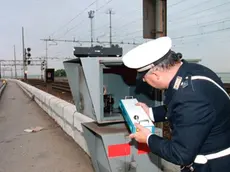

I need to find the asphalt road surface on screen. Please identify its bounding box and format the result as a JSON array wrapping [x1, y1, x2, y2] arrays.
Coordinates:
[[0, 81, 94, 172]]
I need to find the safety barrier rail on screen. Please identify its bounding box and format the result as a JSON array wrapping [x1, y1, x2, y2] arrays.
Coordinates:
[[0, 80, 7, 97]]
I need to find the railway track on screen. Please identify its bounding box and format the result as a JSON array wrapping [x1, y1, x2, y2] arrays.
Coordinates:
[[25, 79, 46, 87], [51, 82, 71, 92], [24, 79, 71, 93]]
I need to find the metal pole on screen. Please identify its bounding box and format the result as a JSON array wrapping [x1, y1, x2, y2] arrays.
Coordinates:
[[109, 10, 112, 46], [109, 9, 112, 47], [14, 45, 17, 78], [106, 9, 115, 47], [41, 64, 43, 80], [11, 67, 13, 78], [22, 27, 26, 80], [91, 17, 93, 47], [0, 61, 1, 79], [88, 10, 95, 47], [3, 68, 5, 78], [45, 40, 48, 69]]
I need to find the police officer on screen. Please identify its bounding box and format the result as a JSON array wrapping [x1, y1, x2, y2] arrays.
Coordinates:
[[122, 36, 230, 172]]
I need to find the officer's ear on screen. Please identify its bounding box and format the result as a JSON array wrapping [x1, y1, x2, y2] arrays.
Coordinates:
[[149, 70, 160, 80]]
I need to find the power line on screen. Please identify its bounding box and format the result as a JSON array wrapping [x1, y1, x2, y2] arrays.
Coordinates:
[[32, 56, 73, 60], [81, 10, 141, 40], [92, 7, 141, 33], [49, 0, 97, 37], [110, 18, 142, 38], [172, 26, 230, 40], [0, 60, 44, 66], [168, 0, 188, 8], [95, 0, 113, 12], [169, 17, 230, 31], [56, 19, 86, 40], [113, 17, 142, 31], [113, 31, 143, 42], [106, 9, 115, 46], [52, 0, 114, 41], [40, 38, 142, 46], [174, 34, 230, 46], [168, 0, 214, 18], [168, 8, 230, 30], [169, 1, 230, 23]]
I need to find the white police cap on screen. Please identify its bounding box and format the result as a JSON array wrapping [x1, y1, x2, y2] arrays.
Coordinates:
[[122, 36, 172, 72]]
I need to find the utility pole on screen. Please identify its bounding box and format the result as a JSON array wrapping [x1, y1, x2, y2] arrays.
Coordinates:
[[45, 40, 48, 69], [106, 9, 115, 47], [0, 61, 1, 79], [13, 45, 17, 78], [88, 10, 95, 47], [11, 67, 13, 79], [2, 68, 5, 78], [22, 27, 26, 80]]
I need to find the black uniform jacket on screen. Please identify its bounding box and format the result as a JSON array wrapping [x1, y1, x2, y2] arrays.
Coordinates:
[[149, 60, 230, 172]]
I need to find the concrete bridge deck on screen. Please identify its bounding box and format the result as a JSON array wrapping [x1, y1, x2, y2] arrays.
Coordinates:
[[0, 81, 93, 172]]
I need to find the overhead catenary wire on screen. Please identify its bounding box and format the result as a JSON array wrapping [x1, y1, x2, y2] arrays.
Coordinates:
[[168, 0, 214, 17], [79, 17, 141, 42], [92, 7, 141, 32], [169, 16, 230, 32], [104, 1, 229, 43], [94, 0, 230, 41], [95, 0, 113, 12], [169, 6, 230, 26], [169, 1, 230, 23], [174, 33, 230, 45], [172, 26, 230, 40], [53, 0, 114, 40], [172, 26, 230, 43], [113, 30, 142, 40], [168, 0, 188, 8], [56, 19, 86, 40], [114, 18, 230, 44], [49, 0, 97, 38], [40, 38, 142, 46], [91, 0, 217, 38], [40, 0, 230, 64]]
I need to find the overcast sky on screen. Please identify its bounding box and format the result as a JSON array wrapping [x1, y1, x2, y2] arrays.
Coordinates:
[[1, 0, 230, 76]]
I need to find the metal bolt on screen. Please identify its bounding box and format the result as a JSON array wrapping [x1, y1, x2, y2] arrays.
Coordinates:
[[134, 115, 139, 120]]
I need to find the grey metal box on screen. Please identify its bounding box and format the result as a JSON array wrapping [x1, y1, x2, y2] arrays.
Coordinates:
[[64, 57, 161, 124]]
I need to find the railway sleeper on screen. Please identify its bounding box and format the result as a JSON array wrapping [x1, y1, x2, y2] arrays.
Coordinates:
[[52, 86, 71, 92]]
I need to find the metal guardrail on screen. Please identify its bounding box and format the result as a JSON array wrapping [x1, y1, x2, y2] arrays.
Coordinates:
[[0, 80, 7, 97]]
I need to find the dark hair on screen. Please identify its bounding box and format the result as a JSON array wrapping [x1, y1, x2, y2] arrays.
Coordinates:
[[155, 51, 182, 70]]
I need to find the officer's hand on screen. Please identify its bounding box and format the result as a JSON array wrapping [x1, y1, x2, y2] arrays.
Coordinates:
[[129, 123, 151, 144], [136, 102, 149, 116]]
